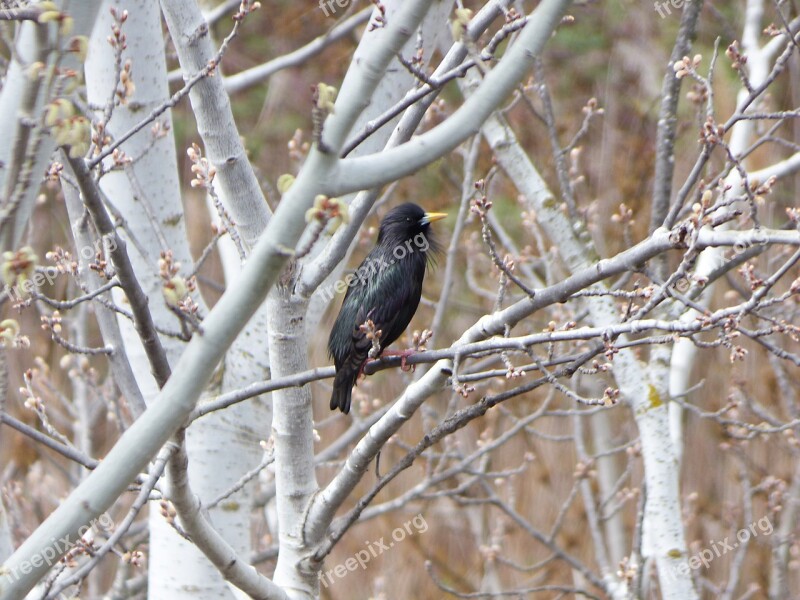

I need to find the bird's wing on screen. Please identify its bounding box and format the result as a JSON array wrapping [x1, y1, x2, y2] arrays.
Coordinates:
[[346, 253, 423, 357], [327, 239, 428, 368], [355, 265, 422, 351]]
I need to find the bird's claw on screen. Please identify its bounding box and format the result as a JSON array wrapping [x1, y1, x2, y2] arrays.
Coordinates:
[[385, 348, 416, 372], [400, 354, 415, 372]]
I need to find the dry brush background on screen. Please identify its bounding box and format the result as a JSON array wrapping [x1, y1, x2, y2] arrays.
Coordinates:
[[0, 1, 799, 599]]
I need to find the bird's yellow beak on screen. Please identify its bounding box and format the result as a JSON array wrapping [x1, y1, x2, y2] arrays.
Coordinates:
[[423, 212, 447, 224]]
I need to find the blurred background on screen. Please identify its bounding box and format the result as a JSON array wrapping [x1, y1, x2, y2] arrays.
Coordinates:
[[2, 1, 799, 598]]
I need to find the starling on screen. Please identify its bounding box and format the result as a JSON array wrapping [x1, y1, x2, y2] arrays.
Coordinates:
[[327, 203, 446, 414]]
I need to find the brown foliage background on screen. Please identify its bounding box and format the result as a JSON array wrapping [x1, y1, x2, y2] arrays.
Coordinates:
[[2, 1, 799, 599]]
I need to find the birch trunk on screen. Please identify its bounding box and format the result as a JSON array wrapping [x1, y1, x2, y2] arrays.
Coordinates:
[[84, 2, 260, 597], [0, 3, 100, 248], [471, 87, 696, 598]]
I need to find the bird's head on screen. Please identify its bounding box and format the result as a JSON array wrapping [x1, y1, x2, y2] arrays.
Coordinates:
[[376, 203, 447, 258]]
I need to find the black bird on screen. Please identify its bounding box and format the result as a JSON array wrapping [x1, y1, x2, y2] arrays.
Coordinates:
[[327, 203, 446, 414]]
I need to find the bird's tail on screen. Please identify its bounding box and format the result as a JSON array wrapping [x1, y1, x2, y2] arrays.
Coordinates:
[[330, 367, 358, 414]]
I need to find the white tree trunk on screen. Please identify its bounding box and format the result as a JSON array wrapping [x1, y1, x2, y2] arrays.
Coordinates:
[[0, 2, 100, 248], [84, 2, 260, 597], [473, 92, 695, 598], [668, 0, 769, 460]]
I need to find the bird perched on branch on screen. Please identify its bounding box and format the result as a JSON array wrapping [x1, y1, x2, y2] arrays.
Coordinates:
[[327, 203, 446, 414]]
